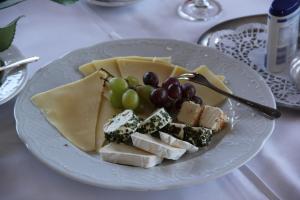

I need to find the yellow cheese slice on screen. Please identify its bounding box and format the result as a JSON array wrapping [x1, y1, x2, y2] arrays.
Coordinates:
[[170, 65, 231, 106], [93, 58, 121, 77], [96, 98, 120, 150], [170, 65, 188, 77], [102, 86, 110, 100], [125, 56, 171, 64], [78, 62, 96, 76], [79, 56, 171, 77], [171, 65, 225, 82], [217, 75, 225, 82], [31, 72, 104, 152], [117, 59, 174, 84], [193, 65, 232, 106]]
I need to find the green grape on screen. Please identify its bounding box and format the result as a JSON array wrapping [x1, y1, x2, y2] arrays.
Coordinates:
[[122, 89, 139, 110], [108, 77, 128, 95], [126, 75, 139, 88], [136, 85, 154, 104], [109, 90, 123, 109], [134, 100, 145, 113]]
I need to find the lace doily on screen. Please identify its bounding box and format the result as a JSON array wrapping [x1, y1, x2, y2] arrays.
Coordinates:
[[206, 23, 300, 109]]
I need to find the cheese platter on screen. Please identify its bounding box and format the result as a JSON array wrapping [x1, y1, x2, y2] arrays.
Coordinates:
[[14, 39, 276, 190]]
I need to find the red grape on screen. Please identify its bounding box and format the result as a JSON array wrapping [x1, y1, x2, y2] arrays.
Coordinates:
[[143, 72, 159, 87], [162, 77, 180, 89], [167, 84, 182, 100], [174, 98, 184, 109], [150, 88, 168, 107], [181, 83, 196, 99], [164, 96, 174, 109]]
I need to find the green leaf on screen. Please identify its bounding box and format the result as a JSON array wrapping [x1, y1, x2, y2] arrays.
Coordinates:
[[50, 0, 78, 5], [0, 0, 26, 10], [0, 16, 23, 52]]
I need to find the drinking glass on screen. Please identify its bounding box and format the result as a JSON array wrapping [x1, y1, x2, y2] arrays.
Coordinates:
[[177, 0, 222, 21]]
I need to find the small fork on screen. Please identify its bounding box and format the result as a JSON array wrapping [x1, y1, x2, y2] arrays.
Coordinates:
[[177, 73, 281, 119]]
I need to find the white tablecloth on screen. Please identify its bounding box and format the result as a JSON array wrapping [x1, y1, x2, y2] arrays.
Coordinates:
[[1, 0, 299, 199]]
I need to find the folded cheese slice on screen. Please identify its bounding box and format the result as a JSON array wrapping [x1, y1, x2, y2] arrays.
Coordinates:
[[170, 65, 231, 106], [171, 65, 225, 82], [96, 98, 120, 150], [31, 72, 104, 152], [79, 58, 120, 77], [79, 56, 171, 77], [193, 65, 232, 106], [117, 59, 174, 84], [78, 62, 96, 76]]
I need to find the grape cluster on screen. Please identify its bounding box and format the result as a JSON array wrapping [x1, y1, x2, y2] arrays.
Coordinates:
[[107, 71, 202, 114], [108, 77, 139, 110], [143, 72, 203, 113], [108, 76, 154, 112]]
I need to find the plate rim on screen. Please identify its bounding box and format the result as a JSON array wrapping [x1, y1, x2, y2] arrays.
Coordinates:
[[14, 38, 276, 191]]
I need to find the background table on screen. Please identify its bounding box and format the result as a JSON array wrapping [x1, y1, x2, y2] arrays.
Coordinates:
[[1, 0, 299, 199]]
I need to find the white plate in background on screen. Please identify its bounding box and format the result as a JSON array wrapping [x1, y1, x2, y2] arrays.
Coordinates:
[[86, 0, 141, 7], [0, 45, 28, 105]]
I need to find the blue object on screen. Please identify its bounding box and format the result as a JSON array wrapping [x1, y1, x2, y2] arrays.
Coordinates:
[[270, 0, 300, 17]]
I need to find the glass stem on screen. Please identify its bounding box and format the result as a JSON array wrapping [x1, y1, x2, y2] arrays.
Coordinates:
[[193, 0, 210, 8]]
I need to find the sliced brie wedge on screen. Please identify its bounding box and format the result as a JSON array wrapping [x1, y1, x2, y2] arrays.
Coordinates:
[[100, 143, 163, 168], [131, 132, 186, 160], [159, 132, 198, 153]]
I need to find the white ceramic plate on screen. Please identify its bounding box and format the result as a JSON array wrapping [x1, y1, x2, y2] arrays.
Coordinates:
[[14, 39, 276, 190], [0, 45, 28, 105], [86, 0, 141, 7]]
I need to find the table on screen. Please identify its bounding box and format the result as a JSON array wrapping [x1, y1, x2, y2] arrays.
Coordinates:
[[1, 0, 299, 199]]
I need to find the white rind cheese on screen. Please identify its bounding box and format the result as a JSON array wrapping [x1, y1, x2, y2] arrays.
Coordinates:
[[100, 143, 163, 168], [137, 108, 172, 134], [131, 132, 186, 160], [198, 105, 228, 132], [104, 110, 140, 144], [177, 101, 203, 126], [159, 132, 198, 153]]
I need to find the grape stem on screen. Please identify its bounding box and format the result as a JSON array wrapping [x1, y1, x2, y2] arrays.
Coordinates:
[[99, 67, 144, 90], [100, 68, 114, 78], [99, 68, 114, 84]]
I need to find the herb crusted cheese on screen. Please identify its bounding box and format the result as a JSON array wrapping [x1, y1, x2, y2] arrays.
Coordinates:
[[137, 108, 172, 134], [162, 123, 213, 147], [104, 110, 140, 144]]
